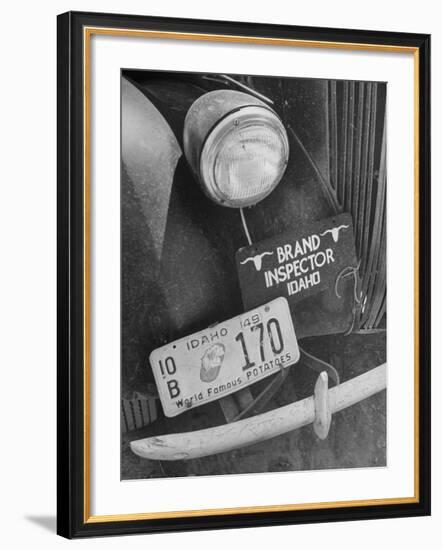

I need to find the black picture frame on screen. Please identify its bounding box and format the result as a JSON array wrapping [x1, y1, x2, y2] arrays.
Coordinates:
[[57, 10, 431, 539]]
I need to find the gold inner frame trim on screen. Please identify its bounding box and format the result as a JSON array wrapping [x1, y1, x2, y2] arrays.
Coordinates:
[[82, 26, 420, 524]]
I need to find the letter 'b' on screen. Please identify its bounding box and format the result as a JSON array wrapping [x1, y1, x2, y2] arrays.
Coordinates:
[[277, 246, 285, 263], [167, 379, 180, 399]]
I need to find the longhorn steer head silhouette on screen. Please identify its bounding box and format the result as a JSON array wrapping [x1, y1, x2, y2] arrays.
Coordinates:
[[319, 225, 349, 243], [240, 251, 274, 271]]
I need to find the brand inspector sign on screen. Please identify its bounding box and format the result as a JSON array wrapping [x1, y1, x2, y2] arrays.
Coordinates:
[[236, 213, 358, 310]]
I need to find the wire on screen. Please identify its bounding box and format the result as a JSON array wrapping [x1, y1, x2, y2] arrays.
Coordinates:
[[299, 346, 340, 386], [239, 208, 253, 245], [334, 261, 363, 336], [287, 125, 340, 215], [219, 74, 275, 105]]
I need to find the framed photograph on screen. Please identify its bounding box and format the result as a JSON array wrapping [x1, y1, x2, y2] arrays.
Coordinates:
[[57, 11, 431, 538]]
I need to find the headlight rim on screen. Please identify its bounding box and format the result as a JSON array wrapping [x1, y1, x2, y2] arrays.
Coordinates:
[[197, 104, 289, 208]]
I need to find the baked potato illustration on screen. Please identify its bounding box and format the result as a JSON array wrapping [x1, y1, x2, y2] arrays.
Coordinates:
[[200, 343, 225, 383]]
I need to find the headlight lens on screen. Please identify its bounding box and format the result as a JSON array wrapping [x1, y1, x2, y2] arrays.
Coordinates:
[[184, 91, 289, 208]]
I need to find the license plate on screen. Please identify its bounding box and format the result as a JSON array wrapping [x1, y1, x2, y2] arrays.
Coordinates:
[[149, 297, 300, 417]]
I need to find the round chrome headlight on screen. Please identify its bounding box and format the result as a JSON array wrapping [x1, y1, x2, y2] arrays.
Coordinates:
[[183, 90, 289, 208]]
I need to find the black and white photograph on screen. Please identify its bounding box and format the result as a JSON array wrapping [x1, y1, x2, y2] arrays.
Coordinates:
[[120, 70, 387, 480], [0, 0, 434, 544]]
